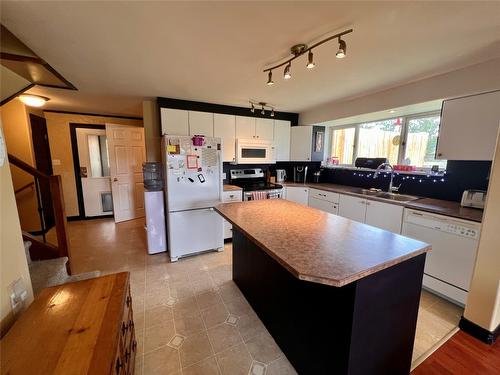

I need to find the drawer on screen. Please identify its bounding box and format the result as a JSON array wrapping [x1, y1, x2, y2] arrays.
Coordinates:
[[222, 190, 242, 202], [309, 188, 340, 203]]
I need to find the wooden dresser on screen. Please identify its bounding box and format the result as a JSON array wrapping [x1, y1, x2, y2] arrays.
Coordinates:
[[0, 272, 136, 375]]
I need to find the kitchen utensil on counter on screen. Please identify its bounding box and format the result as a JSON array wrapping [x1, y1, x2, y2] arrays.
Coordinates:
[[276, 169, 286, 182], [461, 190, 486, 209], [313, 170, 321, 183]]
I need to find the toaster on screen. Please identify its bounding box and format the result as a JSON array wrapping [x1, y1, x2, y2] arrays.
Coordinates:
[[461, 189, 486, 209]]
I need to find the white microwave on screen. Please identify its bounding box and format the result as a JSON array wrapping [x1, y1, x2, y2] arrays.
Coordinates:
[[235, 139, 276, 164]]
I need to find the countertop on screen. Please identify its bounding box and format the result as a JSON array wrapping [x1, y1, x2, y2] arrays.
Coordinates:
[[223, 184, 243, 191], [282, 182, 483, 223], [215, 200, 430, 287]]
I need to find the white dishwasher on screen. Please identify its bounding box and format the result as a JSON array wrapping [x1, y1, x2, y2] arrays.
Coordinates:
[[402, 208, 481, 306]]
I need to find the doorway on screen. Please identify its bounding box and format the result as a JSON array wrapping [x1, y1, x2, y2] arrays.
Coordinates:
[[29, 114, 55, 231]]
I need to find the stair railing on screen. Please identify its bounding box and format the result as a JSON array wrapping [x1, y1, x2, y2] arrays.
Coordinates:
[[8, 153, 72, 274]]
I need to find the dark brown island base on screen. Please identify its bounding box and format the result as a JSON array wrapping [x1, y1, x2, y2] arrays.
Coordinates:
[[215, 199, 431, 375]]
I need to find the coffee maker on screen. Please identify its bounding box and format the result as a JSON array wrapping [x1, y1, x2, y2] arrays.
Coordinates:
[[293, 166, 308, 183]]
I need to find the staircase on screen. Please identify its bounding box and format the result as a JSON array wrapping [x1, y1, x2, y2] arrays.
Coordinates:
[[24, 241, 100, 295]]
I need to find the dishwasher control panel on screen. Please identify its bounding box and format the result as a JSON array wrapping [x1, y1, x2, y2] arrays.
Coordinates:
[[445, 224, 478, 239]]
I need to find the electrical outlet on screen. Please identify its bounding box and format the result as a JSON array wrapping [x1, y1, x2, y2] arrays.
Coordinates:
[[9, 278, 28, 315]]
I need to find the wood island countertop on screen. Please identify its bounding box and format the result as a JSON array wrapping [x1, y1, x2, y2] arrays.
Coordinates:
[[216, 199, 430, 287]]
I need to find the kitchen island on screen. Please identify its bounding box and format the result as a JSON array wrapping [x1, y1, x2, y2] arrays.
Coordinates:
[[215, 199, 430, 375]]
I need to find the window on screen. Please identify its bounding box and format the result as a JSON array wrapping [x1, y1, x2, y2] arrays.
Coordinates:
[[328, 112, 447, 170], [330, 127, 355, 164]]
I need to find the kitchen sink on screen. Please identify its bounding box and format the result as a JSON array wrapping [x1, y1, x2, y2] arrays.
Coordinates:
[[350, 188, 420, 202], [352, 188, 382, 196]]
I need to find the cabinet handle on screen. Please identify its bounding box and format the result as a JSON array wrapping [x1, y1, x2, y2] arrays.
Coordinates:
[[126, 295, 132, 307], [229, 194, 234, 198], [437, 153, 443, 157], [121, 322, 127, 336]]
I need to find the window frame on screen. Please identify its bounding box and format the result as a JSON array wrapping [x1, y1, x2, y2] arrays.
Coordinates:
[[328, 110, 444, 169]]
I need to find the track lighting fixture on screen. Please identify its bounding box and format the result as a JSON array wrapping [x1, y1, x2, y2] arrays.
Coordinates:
[[306, 50, 315, 69], [262, 28, 352, 85], [267, 70, 274, 86], [284, 63, 291, 80], [249, 101, 275, 117]]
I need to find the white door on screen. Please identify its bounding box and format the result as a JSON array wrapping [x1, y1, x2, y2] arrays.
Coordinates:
[[274, 120, 291, 161], [106, 124, 146, 223], [160, 108, 189, 135], [290, 126, 312, 161], [255, 118, 274, 140], [214, 114, 236, 162], [235, 116, 256, 139], [365, 200, 404, 233], [285, 187, 309, 205], [338, 194, 366, 223], [189, 111, 214, 136]]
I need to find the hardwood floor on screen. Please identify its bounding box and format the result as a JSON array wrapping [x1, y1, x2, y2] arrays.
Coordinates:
[[412, 331, 500, 374]]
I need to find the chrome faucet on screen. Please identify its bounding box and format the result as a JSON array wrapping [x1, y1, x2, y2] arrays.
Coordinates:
[[373, 163, 399, 193]]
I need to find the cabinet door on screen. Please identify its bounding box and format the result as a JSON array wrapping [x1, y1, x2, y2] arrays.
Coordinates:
[[308, 196, 338, 215], [189, 111, 214, 136], [160, 108, 189, 135], [223, 220, 233, 239], [338, 194, 366, 223], [235, 116, 256, 139], [436, 90, 500, 161], [274, 120, 291, 161], [214, 114, 236, 162], [365, 200, 404, 233], [255, 118, 274, 140], [285, 187, 309, 206], [290, 126, 313, 161]]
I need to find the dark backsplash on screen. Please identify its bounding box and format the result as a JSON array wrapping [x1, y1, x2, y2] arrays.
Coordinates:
[[224, 160, 491, 203]]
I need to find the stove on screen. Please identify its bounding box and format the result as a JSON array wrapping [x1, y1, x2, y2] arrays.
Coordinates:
[[229, 168, 284, 200]]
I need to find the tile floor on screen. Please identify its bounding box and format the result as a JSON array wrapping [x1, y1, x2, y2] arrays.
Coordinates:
[[64, 217, 463, 374]]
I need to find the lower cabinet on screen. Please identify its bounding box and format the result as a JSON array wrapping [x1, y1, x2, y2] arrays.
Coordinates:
[[222, 189, 243, 240], [338, 194, 404, 234], [285, 186, 309, 206]]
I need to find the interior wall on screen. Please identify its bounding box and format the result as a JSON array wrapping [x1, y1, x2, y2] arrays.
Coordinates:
[[44, 112, 142, 217], [0, 99, 44, 231], [0, 119, 34, 337], [464, 126, 500, 333], [300, 58, 500, 125], [143, 100, 161, 162]]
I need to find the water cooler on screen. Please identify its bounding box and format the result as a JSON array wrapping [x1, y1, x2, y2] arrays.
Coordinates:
[[143, 162, 167, 254]]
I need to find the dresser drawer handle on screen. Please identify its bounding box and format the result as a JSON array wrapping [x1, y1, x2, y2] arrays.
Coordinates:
[[126, 295, 132, 307], [115, 358, 123, 374], [132, 340, 137, 352], [125, 349, 130, 363], [121, 322, 127, 336], [129, 320, 134, 330]]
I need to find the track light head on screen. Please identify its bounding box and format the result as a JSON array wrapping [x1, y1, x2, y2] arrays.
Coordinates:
[[270, 109, 275, 117], [261, 105, 265, 115], [266, 70, 274, 86], [284, 63, 292, 79], [306, 50, 315, 69], [336, 37, 347, 59], [250, 103, 255, 113]]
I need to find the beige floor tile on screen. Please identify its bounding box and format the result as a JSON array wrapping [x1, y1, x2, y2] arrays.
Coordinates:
[[174, 311, 206, 336], [143, 345, 181, 375], [179, 331, 214, 368], [144, 320, 176, 354], [173, 296, 200, 317], [170, 282, 195, 300], [145, 292, 169, 309], [428, 298, 463, 325], [237, 312, 267, 342], [207, 323, 242, 354], [134, 310, 145, 333], [136, 330, 144, 356], [201, 304, 229, 329], [245, 331, 283, 364], [419, 289, 440, 309], [225, 296, 252, 317], [216, 343, 252, 375], [266, 356, 297, 375], [196, 290, 223, 310], [134, 354, 144, 375], [217, 282, 244, 303], [182, 356, 220, 375], [145, 304, 174, 329]]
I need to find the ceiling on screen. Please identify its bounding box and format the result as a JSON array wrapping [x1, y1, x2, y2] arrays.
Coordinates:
[[1, 1, 500, 118]]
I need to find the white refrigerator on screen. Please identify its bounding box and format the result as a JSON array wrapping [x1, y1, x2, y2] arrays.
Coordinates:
[[162, 135, 224, 261]]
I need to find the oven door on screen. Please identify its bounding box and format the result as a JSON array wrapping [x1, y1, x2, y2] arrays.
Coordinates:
[[236, 139, 275, 164]]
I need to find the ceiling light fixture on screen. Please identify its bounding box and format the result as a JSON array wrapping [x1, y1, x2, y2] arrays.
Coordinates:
[[306, 50, 315, 69], [336, 37, 347, 59], [284, 63, 291, 80], [263, 28, 352, 85], [249, 101, 275, 117], [19, 94, 49, 107], [389, 109, 396, 114], [267, 70, 274, 86]]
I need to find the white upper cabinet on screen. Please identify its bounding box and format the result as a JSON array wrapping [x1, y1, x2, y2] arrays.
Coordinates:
[[437, 90, 500, 161], [161, 108, 189, 135], [235, 116, 256, 139], [189, 111, 214, 136], [214, 114, 236, 162], [364, 200, 403, 233], [274, 120, 291, 161], [255, 118, 274, 140], [290, 126, 313, 161]]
